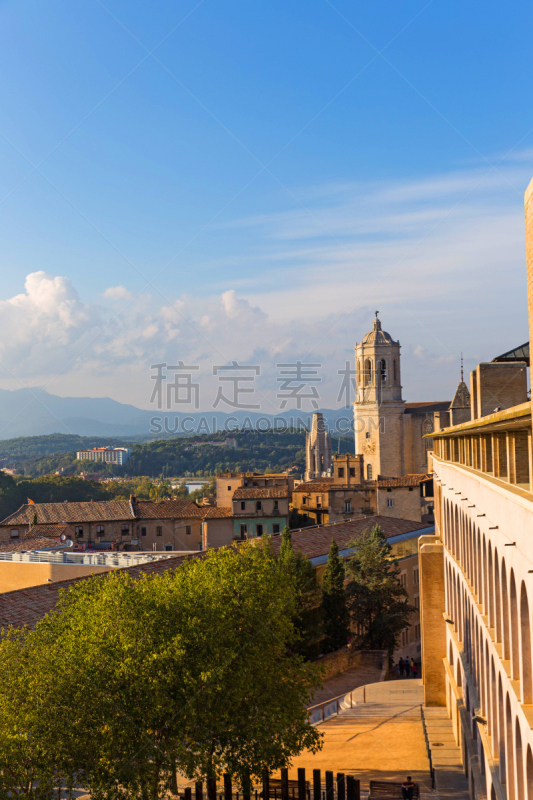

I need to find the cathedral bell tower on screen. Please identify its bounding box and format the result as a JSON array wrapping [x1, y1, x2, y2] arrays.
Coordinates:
[[353, 313, 406, 479]]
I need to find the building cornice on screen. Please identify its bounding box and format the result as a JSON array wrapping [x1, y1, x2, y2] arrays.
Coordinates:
[[428, 402, 531, 438]]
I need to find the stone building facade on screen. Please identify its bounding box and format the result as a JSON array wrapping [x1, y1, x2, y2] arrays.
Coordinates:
[[231, 486, 289, 539], [353, 314, 469, 479], [418, 177, 533, 799], [0, 498, 208, 553], [305, 412, 332, 480], [216, 472, 294, 508], [292, 454, 433, 525]]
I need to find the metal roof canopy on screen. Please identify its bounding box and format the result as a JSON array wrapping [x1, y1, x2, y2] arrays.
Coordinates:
[[492, 342, 529, 366]]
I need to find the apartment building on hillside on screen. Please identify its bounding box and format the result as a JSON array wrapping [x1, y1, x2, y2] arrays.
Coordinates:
[[76, 446, 131, 465]]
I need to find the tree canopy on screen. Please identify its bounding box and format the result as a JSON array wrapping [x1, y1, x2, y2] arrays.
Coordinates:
[[345, 525, 415, 657], [0, 543, 323, 800], [321, 540, 350, 653], [277, 527, 323, 659]]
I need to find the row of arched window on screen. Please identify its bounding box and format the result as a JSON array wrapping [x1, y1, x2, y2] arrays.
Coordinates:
[[443, 497, 533, 798], [356, 358, 398, 386]]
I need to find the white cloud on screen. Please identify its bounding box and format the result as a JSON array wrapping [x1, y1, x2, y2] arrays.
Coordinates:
[[221, 289, 267, 323], [104, 285, 134, 300], [0, 160, 530, 410]]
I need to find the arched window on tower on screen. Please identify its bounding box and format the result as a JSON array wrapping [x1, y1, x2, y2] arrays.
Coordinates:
[[380, 359, 387, 383], [364, 359, 372, 386], [393, 359, 398, 384], [367, 463, 373, 480]]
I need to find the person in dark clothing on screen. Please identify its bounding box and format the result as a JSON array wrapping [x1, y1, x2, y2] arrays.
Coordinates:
[[402, 776, 416, 800], [404, 658, 411, 678], [412, 661, 418, 679], [399, 658, 404, 677]]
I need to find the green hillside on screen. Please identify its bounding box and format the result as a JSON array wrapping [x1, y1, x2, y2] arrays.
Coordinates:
[[0, 434, 133, 461], [0, 430, 355, 521], [2, 429, 347, 479]]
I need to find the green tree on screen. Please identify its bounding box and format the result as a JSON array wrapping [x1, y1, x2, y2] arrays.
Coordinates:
[[321, 540, 350, 654], [279, 525, 294, 563], [0, 543, 322, 799], [278, 527, 322, 659], [148, 481, 170, 503], [345, 525, 416, 658], [173, 479, 190, 500], [0, 627, 76, 800]]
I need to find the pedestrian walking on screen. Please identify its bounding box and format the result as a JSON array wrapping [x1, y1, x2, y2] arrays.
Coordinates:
[[394, 662, 400, 678], [412, 661, 418, 679], [410, 658, 415, 677], [399, 658, 404, 677], [404, 658, 411, 678]]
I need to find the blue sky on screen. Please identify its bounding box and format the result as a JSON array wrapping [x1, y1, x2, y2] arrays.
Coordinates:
[[0, 0, 532, 412]]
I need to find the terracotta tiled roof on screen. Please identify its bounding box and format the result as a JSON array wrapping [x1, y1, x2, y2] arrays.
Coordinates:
[[293, 481, 334, 493], [0, 500, 207, 528], [267, 516, 429, 560], [1, 501, 133, 526], [23, 524, 74, 539], [0, 552, 204, 630], [0, 537, 69, 553], [233, 487, 287, 499], [376, 474, 432, 488], [201, 506, 234, 519], [134, 500, 204, 519]]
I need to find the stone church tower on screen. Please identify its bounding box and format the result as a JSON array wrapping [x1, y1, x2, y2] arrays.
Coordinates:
[[354, 314, 406, 479], [305, 412, 332, 480]]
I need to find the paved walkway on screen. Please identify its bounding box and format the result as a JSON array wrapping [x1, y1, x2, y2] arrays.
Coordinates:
[[292, 681, 433, 797], [288, 681, 470, 800], [310, 663, 384, 705], [423, 707, 470, 800]]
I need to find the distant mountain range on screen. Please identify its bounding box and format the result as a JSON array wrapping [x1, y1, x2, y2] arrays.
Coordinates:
[[0, 387, 353, 440]]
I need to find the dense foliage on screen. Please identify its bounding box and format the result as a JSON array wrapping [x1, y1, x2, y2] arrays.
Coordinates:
[[321, 540, 350, 653], [345, 525, 416, 657], [0, 544, 323, 800], [278, 527, 323, 659], [0, 429, 333, 479], [0, 473, 112, 522], [0, 473, 217, 522]]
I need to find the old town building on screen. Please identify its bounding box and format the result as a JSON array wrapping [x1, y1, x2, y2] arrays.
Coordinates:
[[293, 453, 433, 525], [0, 498, 208, 552], [216, 471, 295, 508], [231, 486, 289, 539], [354, 313, 470, 479], [418, 176, 533, 799]]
